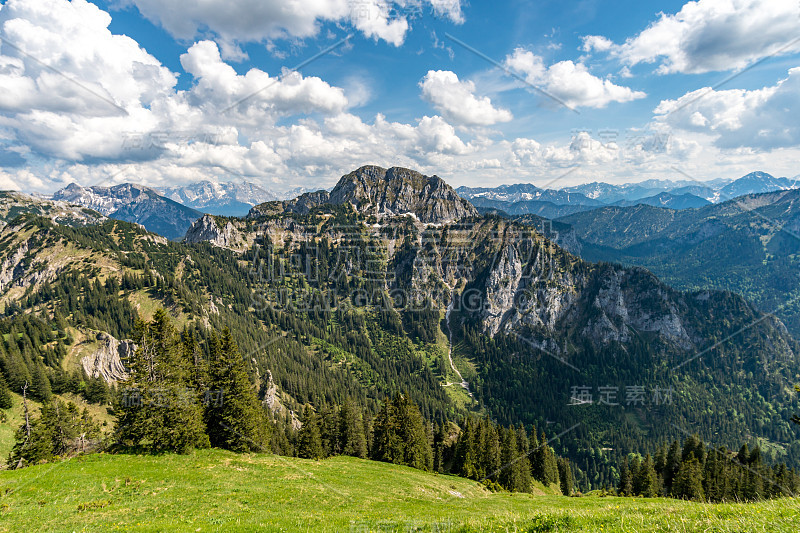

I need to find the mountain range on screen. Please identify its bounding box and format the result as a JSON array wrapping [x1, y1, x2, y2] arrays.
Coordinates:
[[157, 180, 279, 217], [3, 163, 800, 487], [554, 187, 800, 337], [457, 171, 800, 217], [51, 183, 202, 240]]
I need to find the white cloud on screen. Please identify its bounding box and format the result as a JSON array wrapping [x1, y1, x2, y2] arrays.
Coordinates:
[[180, 41, 349, 119], [580, 35, 614, 53], [124, 0, 463, 52], [428, 0, 465, 24], [654, 67, 800, 150], [582, 0, 800, 74], [0, 0, 178, 160], [504, 48, 646, 109], [4, 0, 798, 193], [419, 70, 512, 126]]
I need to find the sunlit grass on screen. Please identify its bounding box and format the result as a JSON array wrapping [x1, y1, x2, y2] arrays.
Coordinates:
[[0, 449, 797, 532]]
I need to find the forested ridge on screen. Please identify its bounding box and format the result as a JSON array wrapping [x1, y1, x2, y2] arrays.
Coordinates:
[[1, 207, 799, 500]]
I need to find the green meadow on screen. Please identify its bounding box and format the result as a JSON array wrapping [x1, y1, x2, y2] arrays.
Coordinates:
[[0, 449, 797, 532]]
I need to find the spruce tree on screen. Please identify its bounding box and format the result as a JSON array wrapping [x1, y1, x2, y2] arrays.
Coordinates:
[[619, 457, 633, 496], [480, 422, 501, 482], [633, 454, 659, 497], [372, 397, 402, 465], [114, 310, 209, 453], [298, 405, 324, 459], [338, 401, 367, 458], [29, 364, 52, 402], [557, 457, 574, 495], [514, 424, 533, 493], [664, 440, 682, 495], [0, 373, 12, 409], [8, 399, 98, 468], [395, 394, 432, 471], [532, 430, 559, 486], [453, 418, 478, 479], [206, 329, 269, 452], [673, 454, 705, 501]]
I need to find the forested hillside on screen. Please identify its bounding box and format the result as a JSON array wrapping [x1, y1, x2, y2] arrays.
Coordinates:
[[1, 167, 800, 493]]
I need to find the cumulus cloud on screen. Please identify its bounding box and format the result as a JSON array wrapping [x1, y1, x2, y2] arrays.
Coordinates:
[[504, 48, 646, 109], [124, 0, 463, 53], [180, 41, 349, 119], [419, 70, 512, 126], [0, 0, 480, 189], [0, 0, 179, 161], [581, 0, 800, 74], [653, 67, 800, 150]]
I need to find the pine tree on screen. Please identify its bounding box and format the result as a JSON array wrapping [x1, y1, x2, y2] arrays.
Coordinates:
[[114, 310, 209, 453], [673, 454, 705, 501], [557, 457, 574, 495], [633, 454, 659, 497], [0, 373, 12, 409], [206, 329, 268, 452], [298, 405, 324, 459], [338, 401, 367, 458]]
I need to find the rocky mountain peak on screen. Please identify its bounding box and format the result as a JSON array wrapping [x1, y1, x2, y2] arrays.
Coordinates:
[[246, 165, 478, 223], [328, 165, 478, 223]]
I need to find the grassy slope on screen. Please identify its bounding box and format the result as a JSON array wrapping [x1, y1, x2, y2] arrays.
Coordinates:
[[0, 450, 797, 532]]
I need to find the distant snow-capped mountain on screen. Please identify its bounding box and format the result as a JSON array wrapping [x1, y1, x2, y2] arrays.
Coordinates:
[[457, 171, 796, 215], [718, 171, 800, 199], [278, 186, 320, 201], [52, 183, 202, 240], [158, 181, 279, 216], [456, 183, 602, 206]]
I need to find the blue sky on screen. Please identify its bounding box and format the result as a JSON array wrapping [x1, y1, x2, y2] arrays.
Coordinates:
[[1, 0, 799, 193]]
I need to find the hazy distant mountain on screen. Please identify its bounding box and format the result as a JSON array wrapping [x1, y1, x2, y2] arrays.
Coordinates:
[[718, 171, 800, 199], [456, 183, 602, 206], [613, 192, 710, 210], [458, 171, 794, 211], [469, 197, 596, 219], [558, 188, 800, 335], [563, 179, 731, 204], [52, 183, 202, 240], [158, 180, 279, 216]]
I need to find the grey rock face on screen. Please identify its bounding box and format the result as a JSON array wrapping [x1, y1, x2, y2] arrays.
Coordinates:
[[246, 165, 478, 223], [329, 166, 478, 223], [81, 332, 132, 384], [184, 214, 243, 248]]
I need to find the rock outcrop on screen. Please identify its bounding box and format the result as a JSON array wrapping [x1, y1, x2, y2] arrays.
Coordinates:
[[80, 332, 133, 383], [184, 214, 244, 249], [329, 166, 478, 223], [246, 165, 478, 224]]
